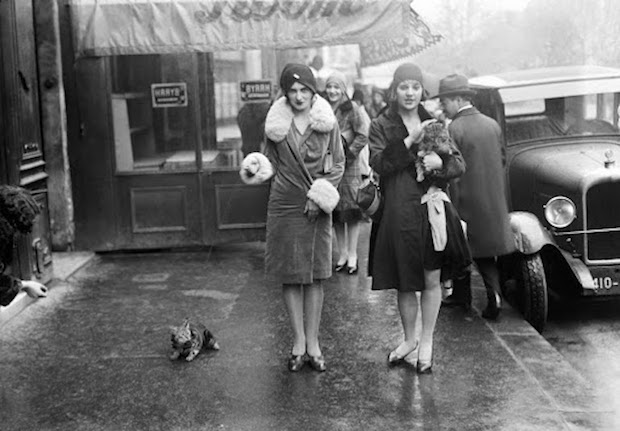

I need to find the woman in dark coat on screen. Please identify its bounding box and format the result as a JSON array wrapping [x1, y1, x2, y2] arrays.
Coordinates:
[[325, 71, 370, 274], [368, 63, 470, 373], [240, 64, 345, 372]]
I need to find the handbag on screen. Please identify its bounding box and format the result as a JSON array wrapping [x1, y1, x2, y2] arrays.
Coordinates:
[[356, 172, 383, 221]]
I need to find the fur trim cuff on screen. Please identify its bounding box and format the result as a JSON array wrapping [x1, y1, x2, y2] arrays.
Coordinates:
[[265, 95, 337, 142], [307, 178, 340, 213], [239, 152, 274, 184]]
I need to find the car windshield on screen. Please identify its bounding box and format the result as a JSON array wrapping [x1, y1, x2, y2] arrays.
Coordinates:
[[504, 92, 620, 143]]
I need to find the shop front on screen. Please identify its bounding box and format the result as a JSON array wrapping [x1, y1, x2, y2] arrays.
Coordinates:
[[61, 0, 439, 251]]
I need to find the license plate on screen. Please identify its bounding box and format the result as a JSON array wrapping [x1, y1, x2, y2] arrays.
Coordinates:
[[588, 267, 620, 295], [593, 276, 620, 290]]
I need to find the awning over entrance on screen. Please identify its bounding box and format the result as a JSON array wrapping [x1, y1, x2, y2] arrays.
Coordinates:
[[69, 0, 441, 64]]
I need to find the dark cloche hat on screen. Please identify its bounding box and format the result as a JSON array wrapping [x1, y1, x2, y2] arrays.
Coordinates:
[[433, 74, 477, 99], [279, 63, 317, 95]]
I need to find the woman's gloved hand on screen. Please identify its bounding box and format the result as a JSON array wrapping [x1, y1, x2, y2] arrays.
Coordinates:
[[304, 199, 321, 222], [422, 151, 443, 172]]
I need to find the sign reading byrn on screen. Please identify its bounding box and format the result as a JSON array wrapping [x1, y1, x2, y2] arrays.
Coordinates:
[[151, 83, 188, 108], [240, 80, 272, 102]]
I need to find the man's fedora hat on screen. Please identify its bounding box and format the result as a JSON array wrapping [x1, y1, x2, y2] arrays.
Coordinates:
[[433, 74, 477, 98]]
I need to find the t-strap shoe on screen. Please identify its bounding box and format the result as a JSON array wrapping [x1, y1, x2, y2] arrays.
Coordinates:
[[335, 262, 347, 272], [308, 355, 327, 372], [388, 341, 419, 366], [288, 354, 306, 372], [416, 359, 433, 374]]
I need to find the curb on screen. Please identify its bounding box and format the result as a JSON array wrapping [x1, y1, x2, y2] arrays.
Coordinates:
[[470, 282, 615, 427]]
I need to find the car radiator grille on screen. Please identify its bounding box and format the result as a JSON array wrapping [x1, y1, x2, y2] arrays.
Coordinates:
[[586, 181, 620, 261]]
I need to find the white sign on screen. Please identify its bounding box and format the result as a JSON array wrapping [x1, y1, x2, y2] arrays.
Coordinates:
[[151, 83, 188, 108]]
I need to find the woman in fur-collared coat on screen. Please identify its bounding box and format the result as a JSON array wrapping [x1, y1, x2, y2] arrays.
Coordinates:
[[240, 64, 344, 372], [325, 71, 371, 275]]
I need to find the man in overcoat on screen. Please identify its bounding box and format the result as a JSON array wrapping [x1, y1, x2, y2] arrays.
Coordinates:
[[436, 74, 516, 319]]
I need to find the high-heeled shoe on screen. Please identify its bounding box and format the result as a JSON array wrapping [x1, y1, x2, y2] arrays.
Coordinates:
[[335, 262, 347, 272], [288, 354, 306, 372], [387, 341, 419, 366], [346, 257, 358, 275], [416, 359, 433, 374], [307, 355, 327, 372]]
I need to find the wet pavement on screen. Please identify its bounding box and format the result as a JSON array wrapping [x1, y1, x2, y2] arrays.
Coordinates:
[[1, 225, 618, 430]]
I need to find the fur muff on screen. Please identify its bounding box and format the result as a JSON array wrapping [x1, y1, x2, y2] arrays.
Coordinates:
[[264, 95, 337, 143], [307, 178, 340, 213], [239, 152, 274, 184]]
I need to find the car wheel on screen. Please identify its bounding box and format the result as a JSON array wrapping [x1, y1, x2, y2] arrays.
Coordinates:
[[519, 253, 549, 333]]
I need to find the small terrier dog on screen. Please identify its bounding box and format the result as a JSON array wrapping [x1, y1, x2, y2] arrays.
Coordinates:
[[169, 318, 220, 362]]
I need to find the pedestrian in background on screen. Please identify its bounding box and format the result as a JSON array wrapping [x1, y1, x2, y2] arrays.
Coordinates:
[[324, 71, 371, 274], [437, 74, 516, 320], [351, 82, 367, 108], [237, 101, 270, 157], [351, 82, 372, 180], [368, 63, 470, 373], [249, 63, 345, 372], [0, 185, 48, 306], [368, 86, 388, 119]]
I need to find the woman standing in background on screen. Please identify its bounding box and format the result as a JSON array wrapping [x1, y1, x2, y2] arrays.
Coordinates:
[[325, 71, 371, 274]]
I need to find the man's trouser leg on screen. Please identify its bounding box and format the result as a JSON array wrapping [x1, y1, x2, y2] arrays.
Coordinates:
[[442, 271, 471, 311], [475, 257, 502, 319]]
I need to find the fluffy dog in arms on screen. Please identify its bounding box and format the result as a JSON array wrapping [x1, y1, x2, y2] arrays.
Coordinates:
[[416, 120, 454, 183]]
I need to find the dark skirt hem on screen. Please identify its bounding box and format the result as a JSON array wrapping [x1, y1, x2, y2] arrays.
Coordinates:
[[333, 208, 365, 223]]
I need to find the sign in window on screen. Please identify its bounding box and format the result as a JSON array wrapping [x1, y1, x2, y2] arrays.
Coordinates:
[[239, 80, 272, 102], [151, 83, 188, 108]]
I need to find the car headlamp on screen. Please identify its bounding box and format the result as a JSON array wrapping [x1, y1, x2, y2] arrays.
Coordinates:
[[544, 196, 576, 228]]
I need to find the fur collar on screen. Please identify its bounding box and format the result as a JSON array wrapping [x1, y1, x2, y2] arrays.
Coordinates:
[[264, 95, 337, 142]]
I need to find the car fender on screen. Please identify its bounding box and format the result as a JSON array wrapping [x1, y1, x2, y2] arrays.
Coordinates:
[[509, 211, 595, 290], [509, 211, 555, 254], [557, 248, 596, 290]]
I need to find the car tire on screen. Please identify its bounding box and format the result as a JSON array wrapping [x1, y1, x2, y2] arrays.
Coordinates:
[[519, 253, 549, 333]]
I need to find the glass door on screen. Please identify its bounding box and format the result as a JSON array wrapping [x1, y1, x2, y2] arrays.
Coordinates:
[[110, 54, 204, 249], [200, 50, 271, 245]]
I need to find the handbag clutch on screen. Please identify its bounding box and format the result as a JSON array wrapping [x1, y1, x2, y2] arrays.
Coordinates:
[[356, 174, 383, 221]]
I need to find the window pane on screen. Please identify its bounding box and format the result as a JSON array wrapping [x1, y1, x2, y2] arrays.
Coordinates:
[[111, 55, 197, 172], [505, 99, 545, 116], [213, 50, 272, 167]]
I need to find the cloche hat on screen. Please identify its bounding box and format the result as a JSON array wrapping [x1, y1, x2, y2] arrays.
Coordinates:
[[279, 63, 317, 95]]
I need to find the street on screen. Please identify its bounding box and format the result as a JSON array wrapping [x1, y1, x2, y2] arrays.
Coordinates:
[[3, 231, 618, 430], [544, 297, 620, 416]]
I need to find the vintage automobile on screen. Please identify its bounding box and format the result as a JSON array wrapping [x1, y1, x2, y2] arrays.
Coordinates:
[[468, 65, 620, 332]]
